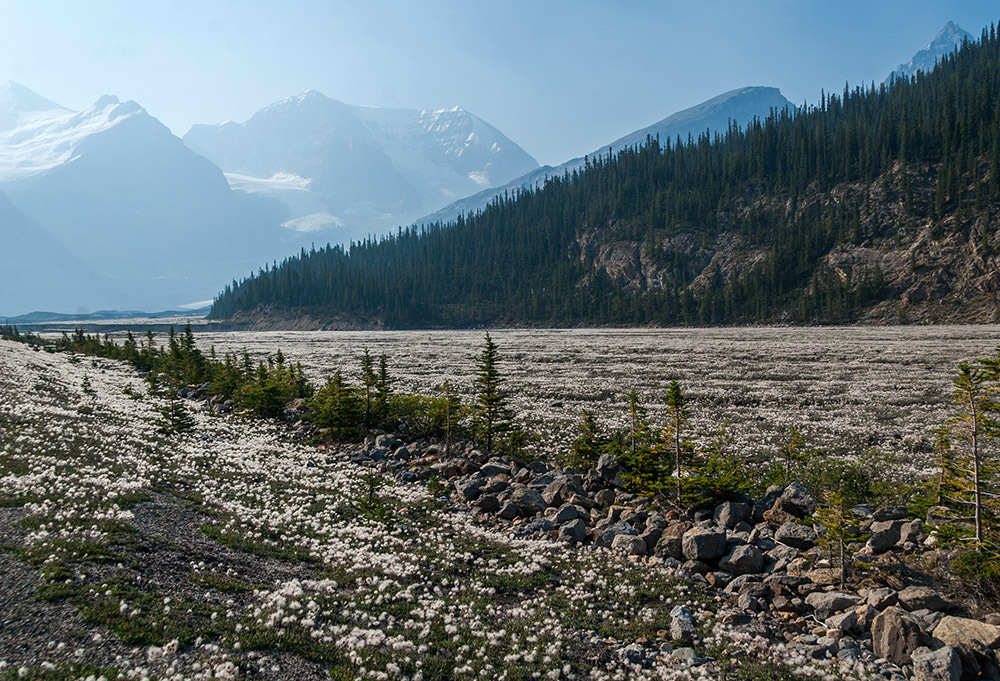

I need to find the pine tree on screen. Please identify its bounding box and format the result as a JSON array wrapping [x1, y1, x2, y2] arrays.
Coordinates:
[[625, 388, 649, 457], [472, 333, 513, 452], [665, 381, 689, 503], [308, 371, 363, 441], [779, 425, 808, 482], [375, 354, 392, 423], [361, 349, 377, 429], [156, 389, 197, 435]]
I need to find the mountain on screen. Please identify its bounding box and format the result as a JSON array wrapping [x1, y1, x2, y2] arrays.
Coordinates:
[[0, 86, 289, 313], [183, 92, 538, 242], [886, 21, 973, 82], [209, 30, 1000, 328], [420, 86, 794, 226], [0, 189, 109, 317]]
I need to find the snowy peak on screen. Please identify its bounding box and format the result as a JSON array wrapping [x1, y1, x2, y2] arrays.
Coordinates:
[[0, 81, 70, 132], [183, 91, 538, 238], [0, 91, 154, 182], [887, 21, 973, 82]]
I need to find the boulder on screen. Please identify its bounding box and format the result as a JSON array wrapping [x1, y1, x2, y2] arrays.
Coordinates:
[[873, 506, 910, 522], [932, 615, 1000, 649], [542, 475, 584, 507], [763, 506, 798, 529], [898, 519, 926, 546], [558, 518, 587, 544], [595, 521, 637, 549], [594, 488, 617, 508], [655, 523, 690, 560], [509, 486, 546, 516], [867, 587, 899, 611], [669, 605, 696, 642], [805, 592, 861, 620], [898, 586, 953, 613], [778, 482, 817, 517], [872, 606, 929, 666], [719, 544, 765, 576], [497, 501, 519, 520], [911, 646, 962, 681], [867, 523, 902, 554], [775, 521, 817, 549], [825, 610, 858, 633], [453, 477, 482, 501], [474, 494, 500, 513], [612, 534, 646, 556], [682, 526, 728, 562], [714, 501, 751, 529], [595, 454, 625, 488], [639, 526, 663, 552], [548, 503, 585, 524]]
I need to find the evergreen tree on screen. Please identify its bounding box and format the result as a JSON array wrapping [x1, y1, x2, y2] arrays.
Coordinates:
[[156, 389, 197, 435], [375, 354, 392, 423], [308, 371, 364, 441], [779, 425, 808, 482], [472, 333, 513, 452], [665, 380, 689, 503]]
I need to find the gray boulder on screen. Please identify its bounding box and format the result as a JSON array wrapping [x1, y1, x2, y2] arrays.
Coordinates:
[[670, 605, 696, 642], [867, 587, 899, 611], [805, 592, 861, 620], [594, 488, 617, 507], [872, 606, 929, 667], [873, 506, 910, 522], [714, 501, 750, 529], [719, 544, 764, 576], [558, 518, 587, 544], [595, 454, 625, 488], [911, 646, 962, 681], [510, 486, 546, 516], [474, 494, 500, 513], [542, 475, 584, 507], [595, 521, 637, 549], [932, 615, 1000, 649], [775, 521, 817, 549], [612, 534, 646, 556], [779, 482, 817, 517], [898, 586, 952, 613], [454, 477, 482, 501], [497, 501, 519, 520], [682, 526, 727, 562]]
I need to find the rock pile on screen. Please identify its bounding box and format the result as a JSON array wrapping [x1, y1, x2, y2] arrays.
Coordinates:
[[332, 435, 999, 679]]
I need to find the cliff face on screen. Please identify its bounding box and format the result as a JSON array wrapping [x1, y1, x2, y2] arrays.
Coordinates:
[[576, 162, 1000, 325]]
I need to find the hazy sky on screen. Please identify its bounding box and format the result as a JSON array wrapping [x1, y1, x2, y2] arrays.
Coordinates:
[[2, 1, 997, 165]]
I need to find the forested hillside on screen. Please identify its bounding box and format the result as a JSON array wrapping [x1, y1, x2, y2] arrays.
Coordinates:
[[210, 25, 1000, 328]]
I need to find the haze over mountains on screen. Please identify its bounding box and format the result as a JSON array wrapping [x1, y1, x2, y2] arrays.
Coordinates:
[[183, 91, 538, 238], [0, 21, 974, 318]]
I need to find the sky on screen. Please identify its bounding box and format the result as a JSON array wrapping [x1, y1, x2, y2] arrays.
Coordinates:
[[1, 1, 997, 166]]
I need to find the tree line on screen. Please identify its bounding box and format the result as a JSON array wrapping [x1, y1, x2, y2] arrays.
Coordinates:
[[210, 24, 1000, 326]]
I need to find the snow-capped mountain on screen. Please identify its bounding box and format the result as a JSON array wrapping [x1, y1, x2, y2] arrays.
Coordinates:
[[886, 21, 972, 83], [0, 85, 287, 314], [420, 86, 793, 226], [183, 91, 538, 240]]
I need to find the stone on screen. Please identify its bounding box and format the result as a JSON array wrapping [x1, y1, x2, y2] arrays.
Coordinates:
[[550, 503, 585, 524], [911, 646, 962, 681], [767, 543, 801, 572], [778, 482, 818, 517], [558, 518, 587, 544], [595, 521, 637, 549], [898, 586, 952, 613], [612, 534, 646, 555], [872, 606, 929, 667], [453, 477, 482, 501], [714, 501, 751, 529], [867, 587, 899, 611], [805, 592, 861, 620], [655, 523, 690, 560], [595, 454, 625, 488], [898, 519, 926, 546], [825, 610, 858, 633], [775, 521, 817, 549], [479, 462, 510, 478], [619, 643, 646, 665], [474, 494, 500, 513], [639, 526, 663, 552], [866, 520, 903, 554], [873, 506, 910, 522], [932, 615, 1000, 649], [670, 605, 696, 642], [724, 574, 761, 595], [497, 501, 519, 520], [509, 486, 547, 516], [682, 526, 728, 562], [542, 475, 584, 507], [763, 506, 797, 528], [594, 488, 617, 508], [719, 544, 765, 576]]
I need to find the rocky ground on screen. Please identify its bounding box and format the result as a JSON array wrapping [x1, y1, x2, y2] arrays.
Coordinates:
[[1, 338, 998, 681]]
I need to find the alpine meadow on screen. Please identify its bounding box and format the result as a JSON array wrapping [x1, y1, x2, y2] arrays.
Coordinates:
[[5, 5, 1000, 681]]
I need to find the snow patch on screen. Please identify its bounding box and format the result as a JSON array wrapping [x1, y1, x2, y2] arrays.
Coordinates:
[[281, 213, 345, 233]]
